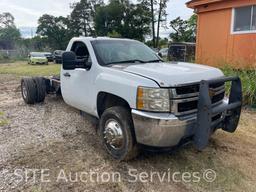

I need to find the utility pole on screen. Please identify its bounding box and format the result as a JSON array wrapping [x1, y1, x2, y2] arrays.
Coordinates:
[[156, 0, 163, 48], [150, 0, 155, 48]]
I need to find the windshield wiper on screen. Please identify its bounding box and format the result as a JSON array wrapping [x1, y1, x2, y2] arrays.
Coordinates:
[[105, 59, 163, 66], [146, 59, 163, 63], [106, 59, 146, 65]]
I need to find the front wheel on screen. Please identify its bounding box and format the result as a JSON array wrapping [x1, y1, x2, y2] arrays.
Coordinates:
[[99, 106, 139, 161]]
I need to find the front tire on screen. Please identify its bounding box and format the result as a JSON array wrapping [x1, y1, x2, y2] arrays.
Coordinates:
[[99, 106, 139, 161]]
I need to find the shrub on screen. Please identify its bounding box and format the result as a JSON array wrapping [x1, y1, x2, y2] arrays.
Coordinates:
[[222, 66, 256, 107]]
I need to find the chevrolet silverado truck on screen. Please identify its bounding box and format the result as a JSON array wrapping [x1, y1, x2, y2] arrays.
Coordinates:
[[21, 37, 242, 160]]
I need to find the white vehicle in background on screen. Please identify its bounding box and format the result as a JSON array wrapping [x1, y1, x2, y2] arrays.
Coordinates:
[[158, 47, 169, 58], [21, 37, 242, 161]]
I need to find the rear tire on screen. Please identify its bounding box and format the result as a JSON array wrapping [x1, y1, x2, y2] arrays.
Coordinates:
[[33, 77, 46, 103], [21, 78, 37, 104], [99, 106, 139, 161]]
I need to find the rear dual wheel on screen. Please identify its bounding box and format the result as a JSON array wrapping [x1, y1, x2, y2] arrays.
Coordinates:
[[33, 77, 46, 102], [21, 78, 37, 104], [21, 77, 46, 104]]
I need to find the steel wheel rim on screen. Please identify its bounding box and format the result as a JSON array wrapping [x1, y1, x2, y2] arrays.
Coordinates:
[[104, 119, 124, 150], [22, 83, 27, 98]]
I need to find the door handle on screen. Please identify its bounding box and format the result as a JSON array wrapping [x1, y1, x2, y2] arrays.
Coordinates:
[[63, 72, 71, 77]]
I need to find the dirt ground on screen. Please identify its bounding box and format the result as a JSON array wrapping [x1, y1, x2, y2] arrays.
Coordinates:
[[0, 74, 256, 192]]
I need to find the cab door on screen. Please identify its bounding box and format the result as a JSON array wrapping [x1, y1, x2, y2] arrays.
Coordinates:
[[61, 41, 95, 115]]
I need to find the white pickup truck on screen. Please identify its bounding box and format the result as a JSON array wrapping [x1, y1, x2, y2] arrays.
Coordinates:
[[21, 37, 242, 160]]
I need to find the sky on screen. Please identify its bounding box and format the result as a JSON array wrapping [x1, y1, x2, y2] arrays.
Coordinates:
[[0, 0, 194, 38]]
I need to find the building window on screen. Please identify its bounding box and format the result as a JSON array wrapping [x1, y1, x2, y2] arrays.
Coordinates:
[[232, 5, 256, 34]]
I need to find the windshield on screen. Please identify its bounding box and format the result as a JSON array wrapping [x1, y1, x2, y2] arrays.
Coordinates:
[[30, 52, 45, 57], [91, 40, 161, 66]]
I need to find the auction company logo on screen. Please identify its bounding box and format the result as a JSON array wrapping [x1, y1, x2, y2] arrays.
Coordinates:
[[0, 168, 217, 187]]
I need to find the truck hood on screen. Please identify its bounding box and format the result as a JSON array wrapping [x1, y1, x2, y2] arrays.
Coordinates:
[[111, 62, 224, 87]]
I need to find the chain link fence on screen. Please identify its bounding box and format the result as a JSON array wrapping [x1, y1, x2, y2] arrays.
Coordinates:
[[0, 49, 29, 63]]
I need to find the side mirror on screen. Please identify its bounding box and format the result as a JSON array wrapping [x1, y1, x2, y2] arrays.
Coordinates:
[[62, 51, 76, 70], [158, 52, 163, 58]]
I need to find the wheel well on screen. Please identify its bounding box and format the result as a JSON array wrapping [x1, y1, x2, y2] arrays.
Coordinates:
[[97, 92, 131, 117]]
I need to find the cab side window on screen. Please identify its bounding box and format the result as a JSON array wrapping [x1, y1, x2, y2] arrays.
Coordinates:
[[71, 41, 91, 67]]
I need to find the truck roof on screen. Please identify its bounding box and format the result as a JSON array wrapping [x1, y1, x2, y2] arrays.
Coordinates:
[[70, 36, 137, 43]]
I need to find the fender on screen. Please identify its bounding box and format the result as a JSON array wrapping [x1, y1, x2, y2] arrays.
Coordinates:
[[94, 67, 159, 117]]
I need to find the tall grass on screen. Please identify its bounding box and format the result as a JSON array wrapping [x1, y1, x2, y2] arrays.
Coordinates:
[[222, 66, 256, 107]]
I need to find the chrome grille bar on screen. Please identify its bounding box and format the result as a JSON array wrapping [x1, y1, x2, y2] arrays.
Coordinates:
[[170, 83, 225, 116]]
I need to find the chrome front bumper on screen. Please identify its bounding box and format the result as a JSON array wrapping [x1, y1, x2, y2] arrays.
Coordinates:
[[132, 76, 242, 149], [132, 109, 196, 147]]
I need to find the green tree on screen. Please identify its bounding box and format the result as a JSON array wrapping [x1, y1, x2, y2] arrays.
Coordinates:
[[156, 0, 168, 48], [139, 0, 169, 47], [0, 12, 15, 28], [0, 26, 20, 41], [169, 14, 197, 42], [20, 36, 48, 51], [187, 14, 197, 41], [37, 14, 72, 50], [107, 30, 121, 38], [146, 37, 168, 48], [0, 12, 21, 49], [121, 2, 151, 41], [70, 0, 103, 36], [94, 0, 124, 36], [158, 37, 168, 47], [94, 0, 151, 41], [139, 0, 156, 47]]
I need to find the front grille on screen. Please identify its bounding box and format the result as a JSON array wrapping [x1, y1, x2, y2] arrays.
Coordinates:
[[171, 82, 225, 116], [176, 84, 199, 95], [37, 59, 45, 62], [174, 82, 224, 98], [212, 91, 225, 103], [178, 100, 197, 113]]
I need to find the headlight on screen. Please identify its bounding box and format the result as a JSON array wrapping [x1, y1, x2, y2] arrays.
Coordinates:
[[137, 87, 170, 112]]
